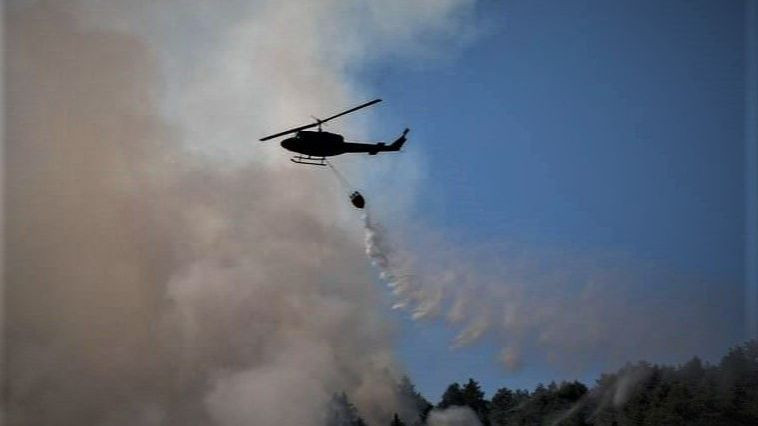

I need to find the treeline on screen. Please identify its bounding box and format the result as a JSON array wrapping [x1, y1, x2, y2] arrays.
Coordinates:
[[328, 340, 758, 425]]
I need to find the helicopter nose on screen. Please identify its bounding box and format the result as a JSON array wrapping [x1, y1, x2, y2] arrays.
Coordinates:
[[280, 138, 293, 151]]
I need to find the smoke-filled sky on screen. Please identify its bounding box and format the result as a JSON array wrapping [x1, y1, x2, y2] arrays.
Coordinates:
[[4, 0, 753, 424]]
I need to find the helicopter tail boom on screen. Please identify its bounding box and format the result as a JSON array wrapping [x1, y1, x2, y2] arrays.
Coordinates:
[[360, 128, 410, 155], [368, 143, 385, 155]]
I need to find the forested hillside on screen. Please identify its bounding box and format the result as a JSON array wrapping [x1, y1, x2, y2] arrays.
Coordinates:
[[331, 340, 758, 425]]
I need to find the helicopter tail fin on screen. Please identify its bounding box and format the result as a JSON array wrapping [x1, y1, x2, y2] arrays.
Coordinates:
[[360, 128, 409, 155], [388, 128, 409, 151]]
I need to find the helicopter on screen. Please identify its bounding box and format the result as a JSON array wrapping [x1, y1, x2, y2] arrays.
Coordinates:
[[259, 99, 409, 166]]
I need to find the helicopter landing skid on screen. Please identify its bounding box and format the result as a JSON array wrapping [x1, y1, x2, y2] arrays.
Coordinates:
[[290, 155, 327, 166]]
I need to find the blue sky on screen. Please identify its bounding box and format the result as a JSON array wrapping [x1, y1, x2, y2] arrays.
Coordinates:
[[360, 0, 748, 400]]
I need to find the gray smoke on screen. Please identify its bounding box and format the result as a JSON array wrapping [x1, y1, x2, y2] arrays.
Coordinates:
[[4, 1, 474, 425]]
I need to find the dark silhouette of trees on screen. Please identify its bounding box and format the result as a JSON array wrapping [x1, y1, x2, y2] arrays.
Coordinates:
[[462, 379, 490, 425], [438, 383, 466, 409], [326, 392, 367, 426], [435, 379, 490, 424], [390, 413, 407, 426], [486, 381, 588, 425], [425, 341, 758, 425], [326, 341, 758, 425], [397, 375, 433, 425], [490, 387, 520, 425]]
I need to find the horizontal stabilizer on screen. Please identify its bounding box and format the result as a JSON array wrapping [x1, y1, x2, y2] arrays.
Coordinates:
[[369, 143, 385, 155]]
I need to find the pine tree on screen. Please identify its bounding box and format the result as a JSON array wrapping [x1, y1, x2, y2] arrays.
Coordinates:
[[389, 413, 406, 426], [489, 387, 515, 426], [462, 378, 490, 425], [438, 383, 465, 408], [326, 392, 367, 426], [396, 375, 432, 424]]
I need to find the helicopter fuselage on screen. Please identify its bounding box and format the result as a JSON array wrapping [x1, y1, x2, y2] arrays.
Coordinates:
[[280, 129, 407, 158], [280, 131, 346, 157]]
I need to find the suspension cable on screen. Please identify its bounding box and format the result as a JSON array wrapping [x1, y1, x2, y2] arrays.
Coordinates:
[[325, 159, 353, 192]]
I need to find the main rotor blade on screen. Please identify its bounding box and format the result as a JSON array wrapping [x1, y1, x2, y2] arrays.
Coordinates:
[[320, 98, 382, 124], [259, 122, 319, 141], [258, 98, 381, 141]]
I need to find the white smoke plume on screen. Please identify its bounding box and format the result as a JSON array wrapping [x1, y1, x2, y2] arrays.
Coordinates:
[[426, 406, 482, 426], [5, 1, 474, 425], [551, 363, 656, 425], [363, 209, 738, 373]]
